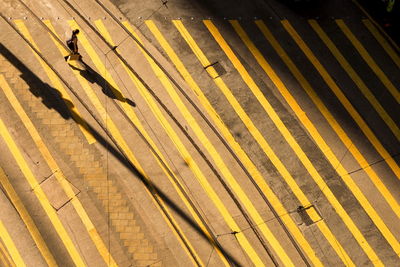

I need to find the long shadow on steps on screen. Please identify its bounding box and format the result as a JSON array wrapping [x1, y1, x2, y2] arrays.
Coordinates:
[[0, 42, 241, 267]]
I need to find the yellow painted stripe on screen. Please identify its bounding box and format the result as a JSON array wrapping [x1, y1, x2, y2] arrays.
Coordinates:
[[205, 19, 383, 265], [67, 20, 200, 267], [109, 20, 264, 266], [282, 20, 400, 180], [94, 21, 207, 266], [173, 19, 324, 266], [336, 19, 399, 103], [44, 20, 121, 266], [14, 20, 96, 145], [1, 57, 116, 266], [0, 237, 15, 267], [144, 20, 293, 266], [48, 19, 205, 267], [229, 20, 354, 266], [280, 21, 400, 262], [309, 20, 400, 141], [0, 99, 85, 267], [257, 19, 400, 219], [0, 167, 57, 267], [362, 20, 400, 68], [257, 15, 400, 226], [307, 20, 400, 217], [0, 221, 25, 267]]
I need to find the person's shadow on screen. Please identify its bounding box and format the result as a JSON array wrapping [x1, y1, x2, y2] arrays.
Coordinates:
[[69, 60, 136, 107]]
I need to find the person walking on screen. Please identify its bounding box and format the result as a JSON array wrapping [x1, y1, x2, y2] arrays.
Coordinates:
[[64, 29, 81, 61]]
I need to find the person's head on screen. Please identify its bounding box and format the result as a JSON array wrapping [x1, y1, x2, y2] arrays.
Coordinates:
[[73, 29, 80, 35]]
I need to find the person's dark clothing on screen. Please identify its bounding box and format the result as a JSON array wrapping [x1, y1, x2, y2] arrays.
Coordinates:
[[66, 34, 78, 53]]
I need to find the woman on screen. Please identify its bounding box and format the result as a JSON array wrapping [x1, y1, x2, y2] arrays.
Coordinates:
[[64, 29, 80, 61]]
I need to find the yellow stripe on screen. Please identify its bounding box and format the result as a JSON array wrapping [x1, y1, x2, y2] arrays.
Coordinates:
[[257, 19, 400, 220], [0, 104, 85, 266], [173, 19, 324, 266], [48, 19, 205, 266], [13, 20, 96, 145], [107, 20, 264, 266], [307, 20, 400, 217], [1, 65, 116, 266], [67, 20, 201, 266], [144, 19, 293, 266], [0, 221, 25, 267], [278, 19, 400, 263], [95, 21, 206, 266], [205, 19, 384, 265], [336, 19, 399, 103], [229, 20, 354, 266], [93, 20, 223, 267], [309, 20, 400, 141], [0, 237, 15, 267], [0, 167, 57, 267], [44, 20, 121, 266], [282, 20, 400, 179], [362, 20, 400, 68]]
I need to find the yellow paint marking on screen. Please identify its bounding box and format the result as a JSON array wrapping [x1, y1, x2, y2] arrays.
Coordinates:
[[309, 20, 400, 141], [144, 20, 293, 266], [282, 20, 400, 179], [362, 20, 400, 68], [205, 19, 384, 265], [47, 19, 205, 266], [336, 20, 399, 103], [103, 20, 264, 266], [0, 238, 14, 267], [238, 17, 400, 258], [2, 71, 117, 267], [0, 221, 25, 267], [43, 20, 121, 266], [257, 19, 400, 220], [229, 20, 354, 266], [0, 100, 86, 266], [67, 20, 201, 266], [173, 19, 324, 266], [0, 167, 57, 267], [307, 20, 400, 215], [13, 20, 95, 145], [280, 21, 400, 263]]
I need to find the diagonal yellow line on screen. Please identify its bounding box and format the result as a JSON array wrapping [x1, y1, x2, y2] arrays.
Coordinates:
[[336, 19, 399, 103], [0, 167, 57, 267], [43, 20, 119, 267], [67, 19, 203, 267], [0, 90, 86, 267], [100, 19, 264, 266], [205, 19, 385, 266], [309, 20, 400, 141], [2, 60, 117, 266], [13, 20, 96, 145], [307, 20, 400, 218], [46, 19, 209, 266], [279, 19, 400, 264], [0, 221, 25, 267], [229, 20, 354, 266], [362, 19, 400, 69], [256, 16, 400, 241], [0, 237, 15, 267], [143, 19, 293, 266], [281, 20, 400, 180], [172, 19, 324, 267]]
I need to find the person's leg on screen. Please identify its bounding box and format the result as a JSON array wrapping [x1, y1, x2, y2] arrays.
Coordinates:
[[65, 42, 75, 61]]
